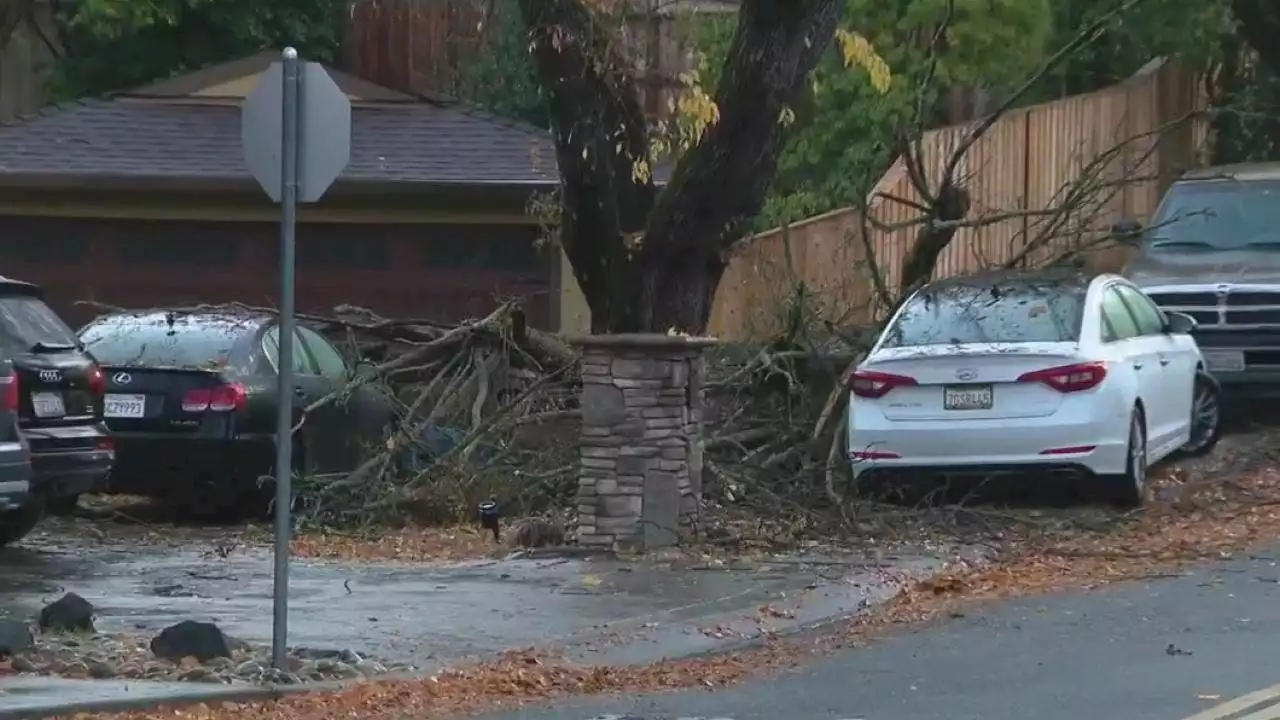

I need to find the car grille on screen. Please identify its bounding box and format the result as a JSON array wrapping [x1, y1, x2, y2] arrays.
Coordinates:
[[1146, 288, 1280, 328]]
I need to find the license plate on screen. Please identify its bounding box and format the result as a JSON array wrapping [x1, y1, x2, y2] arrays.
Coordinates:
[[31, 392, 65, 418], [944, 384, 993, 411], [104, 393, 147, 419], [1202, 350, 1245, 373]]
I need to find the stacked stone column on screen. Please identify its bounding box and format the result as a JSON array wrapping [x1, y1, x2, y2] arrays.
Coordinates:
[[571, 334, 715, 551]]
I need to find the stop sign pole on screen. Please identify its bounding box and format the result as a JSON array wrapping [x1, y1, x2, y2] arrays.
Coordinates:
[[241, 47, 351, 669]]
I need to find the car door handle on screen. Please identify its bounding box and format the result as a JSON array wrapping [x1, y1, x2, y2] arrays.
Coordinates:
[[293, 386, 306, 396], [1133, 362, 1144, 370], [1159, 357, 1170, 366]]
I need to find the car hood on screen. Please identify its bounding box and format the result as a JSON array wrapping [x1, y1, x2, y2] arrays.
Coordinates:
[[1125, 249, 1280, 288]]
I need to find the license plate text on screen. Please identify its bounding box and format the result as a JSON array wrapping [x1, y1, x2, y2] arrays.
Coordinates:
[[943, 384, 993, 411]]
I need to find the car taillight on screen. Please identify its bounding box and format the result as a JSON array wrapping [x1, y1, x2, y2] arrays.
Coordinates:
[[182, 383, 247, 413], [1017, 361, 1107, 393], [848, 369, 918, 399], [0, 375, 16, 412], [88, 365, 106, 395]]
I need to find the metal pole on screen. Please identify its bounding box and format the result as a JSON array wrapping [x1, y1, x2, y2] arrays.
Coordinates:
[[271, 46, 300, 670]]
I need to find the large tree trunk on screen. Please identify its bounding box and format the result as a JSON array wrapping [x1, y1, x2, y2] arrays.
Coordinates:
[[521, 0, 842, 334]]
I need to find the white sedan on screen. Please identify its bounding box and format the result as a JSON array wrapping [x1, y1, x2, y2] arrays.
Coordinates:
[[846, 271, 1222, 506]]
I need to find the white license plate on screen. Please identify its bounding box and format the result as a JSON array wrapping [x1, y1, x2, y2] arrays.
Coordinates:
[[31, 392, 65, 418], [1203, 350, 1246, 373], [944, 384, 993, 411], [104, 393, 147, 419]]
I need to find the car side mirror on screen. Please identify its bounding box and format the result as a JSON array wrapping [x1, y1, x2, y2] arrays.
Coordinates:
[[1164, 311, 1197, 334], [1111, 218, 1143, 245]]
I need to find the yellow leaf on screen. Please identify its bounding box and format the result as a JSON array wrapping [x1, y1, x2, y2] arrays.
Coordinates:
[[835, 29, 892, 94], [581, 574, 602, 588]]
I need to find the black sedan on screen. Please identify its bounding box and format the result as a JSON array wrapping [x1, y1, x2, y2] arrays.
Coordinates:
[[78, 310, 394, 513]]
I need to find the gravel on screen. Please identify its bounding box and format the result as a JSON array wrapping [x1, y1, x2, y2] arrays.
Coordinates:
[[7, 628, 415, 685]]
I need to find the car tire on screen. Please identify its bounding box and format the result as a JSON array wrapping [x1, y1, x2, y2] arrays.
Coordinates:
[[1103, 408, 1147, 509], [1178, 371, 1222, 458], [46, 494, 81, 516], [0, 496, 46, 547]]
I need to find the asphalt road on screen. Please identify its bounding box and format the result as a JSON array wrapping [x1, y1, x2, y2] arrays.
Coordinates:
[[471, 550, 1280, 720]]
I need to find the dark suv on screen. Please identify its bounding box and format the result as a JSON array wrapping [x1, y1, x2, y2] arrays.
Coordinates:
[[1123, 162, 1280, 398], [0, 277, 113, 516], [0, 356, 34, 545]]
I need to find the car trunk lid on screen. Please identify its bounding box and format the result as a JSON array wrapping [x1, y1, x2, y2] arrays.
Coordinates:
[[100, 366, 237, 434], [859, 342, 1085, 421]]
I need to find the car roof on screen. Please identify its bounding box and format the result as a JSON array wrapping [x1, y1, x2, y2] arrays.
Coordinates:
[[84, 309, 271, 333], [919, 269, 1095, 295], [1179, 162, 1280, 183]]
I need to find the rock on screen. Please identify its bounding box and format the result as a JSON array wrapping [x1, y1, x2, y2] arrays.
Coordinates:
[[149, 621, 231, 662], [0, 618, 34, 656], [11, 656, 39, 673], [177, 666, 214, 682], [61, 660, 90, 678], [88, 660, 118, 679], [234, 659, 266, 678], [355, 659, 386, 676], [38, 593, 95, 633]]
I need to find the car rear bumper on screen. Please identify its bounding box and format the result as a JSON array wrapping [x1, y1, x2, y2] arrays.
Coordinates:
[[847, 414, 1130, 479], [24, 424, 114, 498], [107, 432, 275, 495]]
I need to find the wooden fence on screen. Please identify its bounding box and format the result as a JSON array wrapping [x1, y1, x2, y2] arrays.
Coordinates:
[[703, 59, 1210, 340], [344, 0, 730, 120], [0, 1, 60, 121]]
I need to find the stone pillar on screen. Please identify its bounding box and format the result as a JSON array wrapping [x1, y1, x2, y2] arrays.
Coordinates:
[[572, 334, 716, 551]]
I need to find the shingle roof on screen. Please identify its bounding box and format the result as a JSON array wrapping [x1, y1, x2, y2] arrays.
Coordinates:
[[0, 96, 558, 189]]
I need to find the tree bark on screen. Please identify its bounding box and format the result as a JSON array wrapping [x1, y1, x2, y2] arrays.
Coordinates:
[[519, 0, 655, 334], [521, 0, 842, 334]]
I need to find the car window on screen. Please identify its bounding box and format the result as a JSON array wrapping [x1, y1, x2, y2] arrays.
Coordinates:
[[880, 279, 1084, 347], [81, 315, 246, 369], [0, 294, 78, 354], [1147, 179, 1280, 251], [262, 327, 314, 375], [296, 327, 347, 380], [1101, 287, 1141, 341], [1114, 285, 1165, 335]]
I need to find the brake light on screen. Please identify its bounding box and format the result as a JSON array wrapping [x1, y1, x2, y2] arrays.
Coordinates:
[[0, 374, 16, 412], [88, 365, 106, 395], [182, 383, 247, 413], [848, 369, 918, 399], [1017, 361, 1107, 393]]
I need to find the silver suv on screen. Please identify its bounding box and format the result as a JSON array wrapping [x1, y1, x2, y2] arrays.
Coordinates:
[[1123, 162, 1280, 396]]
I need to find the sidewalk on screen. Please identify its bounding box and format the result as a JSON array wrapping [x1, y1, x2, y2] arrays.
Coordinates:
[[0, 542, 978, 716]]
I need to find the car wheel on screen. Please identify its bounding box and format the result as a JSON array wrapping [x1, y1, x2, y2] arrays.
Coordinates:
[[1104, 408, 1147, 509], [1178, 371, 1222, 458], [0, 496, 46, 547], [45, 494, 81, 516]]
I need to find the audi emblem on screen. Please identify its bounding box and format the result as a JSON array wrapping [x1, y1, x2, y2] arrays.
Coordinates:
[[37, 369, 61, 383], [112, 372, 132, 384], [955, 368, 979, 381]]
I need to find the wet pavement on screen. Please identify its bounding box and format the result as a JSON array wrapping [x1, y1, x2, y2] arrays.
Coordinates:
[[0, 527, 964, 669]]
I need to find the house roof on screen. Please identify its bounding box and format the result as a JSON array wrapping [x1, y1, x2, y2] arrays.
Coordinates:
[[0, 54, 558, 193]]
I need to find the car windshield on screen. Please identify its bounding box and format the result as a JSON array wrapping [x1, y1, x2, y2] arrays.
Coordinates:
[[79, 315, 248, 369], [0, 293, 79, 354], [1147, 179, 1280, 251], [880, 279, 1085, 348]]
